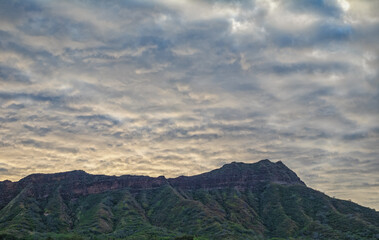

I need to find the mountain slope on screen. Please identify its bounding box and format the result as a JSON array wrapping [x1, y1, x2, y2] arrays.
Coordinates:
[[0, 160, 378, 240]]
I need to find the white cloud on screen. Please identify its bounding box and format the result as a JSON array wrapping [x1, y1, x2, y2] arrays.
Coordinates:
[[0, 0, 378, 209]]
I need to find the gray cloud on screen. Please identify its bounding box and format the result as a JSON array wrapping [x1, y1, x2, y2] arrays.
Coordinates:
[[23, 124, 52, 136], [0, 65, 30, 84], [20, 139, 78, 154], [0, 0, 378, 209], [281, 0, 344, 16]]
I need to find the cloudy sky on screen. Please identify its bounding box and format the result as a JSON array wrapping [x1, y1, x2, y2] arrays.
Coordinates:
[[0, 0, 378, 209]]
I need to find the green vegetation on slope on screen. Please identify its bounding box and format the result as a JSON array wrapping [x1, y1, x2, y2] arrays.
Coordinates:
[[1, 182, 378, 240]]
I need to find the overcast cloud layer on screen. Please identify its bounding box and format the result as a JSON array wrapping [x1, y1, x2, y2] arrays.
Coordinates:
[[0, 0, 378, 209]]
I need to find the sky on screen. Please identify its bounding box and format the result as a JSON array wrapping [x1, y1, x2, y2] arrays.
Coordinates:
[[0, 0, 378, 209]]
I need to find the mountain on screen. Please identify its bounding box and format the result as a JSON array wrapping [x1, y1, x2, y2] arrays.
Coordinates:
[[0, 159, 378, 240]]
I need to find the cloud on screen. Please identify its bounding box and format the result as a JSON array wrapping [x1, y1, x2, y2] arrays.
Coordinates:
[[0, 0, 378, 209], [0, 65, 30, 84], [20, 139, 78, 154], [282, 0, 344, 16], [23, 124, 52, 136], [76, 114, 119, 126]]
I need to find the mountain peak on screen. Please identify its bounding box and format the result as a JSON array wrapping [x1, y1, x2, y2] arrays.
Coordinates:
[[221, 159, 305, 185], [224, 159, 284, 167], [169, 159, 305, 189]]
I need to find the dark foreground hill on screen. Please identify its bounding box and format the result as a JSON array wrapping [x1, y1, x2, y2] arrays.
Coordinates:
[[0, 160, 378, 240]]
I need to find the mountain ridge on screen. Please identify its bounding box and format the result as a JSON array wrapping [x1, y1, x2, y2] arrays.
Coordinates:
[[1, 159, 303, 184], [0, 160, 305, 210]]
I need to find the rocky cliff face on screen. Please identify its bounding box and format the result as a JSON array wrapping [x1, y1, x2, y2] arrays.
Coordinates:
[[0, 159, 303, 208], [1, 171, 168, 209], [169, 159, 305, 189]]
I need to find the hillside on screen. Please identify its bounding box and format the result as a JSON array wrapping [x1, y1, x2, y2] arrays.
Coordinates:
[[0, 160, 378, 240]]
